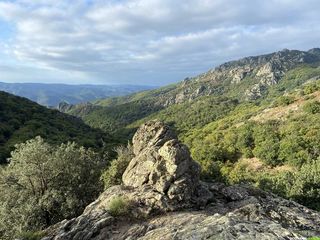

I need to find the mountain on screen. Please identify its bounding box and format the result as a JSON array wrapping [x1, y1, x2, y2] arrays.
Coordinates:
[[60, 48, 320, 133], [43, 121, 320, 240], [0, 82, 154, 106], [0, 91, 116, 164], [59, 48, 320, 211]]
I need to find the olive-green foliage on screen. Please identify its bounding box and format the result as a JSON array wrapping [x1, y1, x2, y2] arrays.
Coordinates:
[[101, 144, 134, 189], [308, 237, 320, 240], [131, 96, 239, 136], [0, 91, 114, 164], [273, 96, 295, 107], [69, 100, 163, 135], [303, 101, 320, 114], [108, 196, 131, 217], [0, 137, 106, 239], [224, 159, 320, 211], [252, 121, 281, 166], [303, 81, 320, 95], [18, 231, 45, 240]]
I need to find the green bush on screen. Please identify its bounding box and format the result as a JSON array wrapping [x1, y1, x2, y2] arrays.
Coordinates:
[[101, 144, 134, 189], [273, 96, 295, 107], [108, 196, 131, 217], [0, 137, 106, 239], [303, 82, 320, 94], [303, 101, 320, 114], [18, 231, 45, 240]]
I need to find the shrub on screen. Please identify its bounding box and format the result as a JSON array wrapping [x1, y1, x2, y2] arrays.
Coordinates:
[[273, 96, 295, 107], [0, 137, 106, 239], [101, 144, 134, 189], [303, 101, 320, 114], [303, 83, 320, 94], [18, 231, 45, 240], [108, 196, 130, 216]]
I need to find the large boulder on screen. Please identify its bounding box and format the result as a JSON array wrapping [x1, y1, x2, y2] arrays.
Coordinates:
[[122, 121, 201, 202]]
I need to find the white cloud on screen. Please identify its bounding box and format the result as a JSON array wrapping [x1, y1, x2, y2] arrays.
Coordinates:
[[0, 0, 320, 84]]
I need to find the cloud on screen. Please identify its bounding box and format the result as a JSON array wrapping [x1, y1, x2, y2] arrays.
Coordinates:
[[0, 0, 320, 84]]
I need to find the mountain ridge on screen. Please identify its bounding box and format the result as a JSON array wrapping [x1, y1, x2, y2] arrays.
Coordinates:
[[59, 48, 320, 133]]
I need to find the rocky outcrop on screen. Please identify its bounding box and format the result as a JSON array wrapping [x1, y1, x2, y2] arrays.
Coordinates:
[[42, 121, 320, 240], [122, 121, 201, 203]]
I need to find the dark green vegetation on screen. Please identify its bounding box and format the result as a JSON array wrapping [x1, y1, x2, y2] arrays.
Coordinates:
[[0, 91, 117, 164], [0, 137, 106, 239], [63, 49, 320, 211]]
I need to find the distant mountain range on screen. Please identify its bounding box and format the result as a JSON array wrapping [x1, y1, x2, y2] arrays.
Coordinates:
[[0, 82, 154, 106]]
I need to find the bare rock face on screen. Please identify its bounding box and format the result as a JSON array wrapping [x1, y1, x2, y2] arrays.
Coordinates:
[[123, 121, 200, 203], [42, 121, 320, 240]]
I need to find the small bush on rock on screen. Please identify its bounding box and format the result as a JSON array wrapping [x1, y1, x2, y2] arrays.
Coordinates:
[[18, 231, 45, 240], [108, 196, 130, 217]]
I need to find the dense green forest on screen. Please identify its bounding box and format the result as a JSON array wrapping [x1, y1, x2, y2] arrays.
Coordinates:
[[0, 91, 117, 164]]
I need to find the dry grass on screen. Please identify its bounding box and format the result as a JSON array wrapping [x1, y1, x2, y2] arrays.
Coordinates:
[[238, 157, 295, 174], [251, 90, 320, 123]]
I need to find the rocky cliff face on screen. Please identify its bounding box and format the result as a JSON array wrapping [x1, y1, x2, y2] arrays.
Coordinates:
[[42, 121, 320, 240], [124, 48, 320, 106], [175, 48, 320, 101]]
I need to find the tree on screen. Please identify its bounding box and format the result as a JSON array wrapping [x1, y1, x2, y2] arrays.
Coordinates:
[[289, 159, 320, 210], [0, 137, 106, 239], [252, 121, 281, 166]]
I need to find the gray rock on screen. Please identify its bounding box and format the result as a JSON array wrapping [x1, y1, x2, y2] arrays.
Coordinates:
[[123, 122, 201, 204]]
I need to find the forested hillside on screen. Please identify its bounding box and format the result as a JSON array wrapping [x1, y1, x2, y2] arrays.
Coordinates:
[[0, 91, 116, 164]]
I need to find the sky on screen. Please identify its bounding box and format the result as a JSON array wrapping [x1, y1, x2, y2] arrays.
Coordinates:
[[0, 0, 320, 85]]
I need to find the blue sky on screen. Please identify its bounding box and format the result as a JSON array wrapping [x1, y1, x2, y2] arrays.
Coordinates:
[[0, 0, 320, 85]]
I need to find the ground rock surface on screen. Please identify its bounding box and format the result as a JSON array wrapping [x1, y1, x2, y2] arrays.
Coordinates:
[[42, 121, 320, 240]]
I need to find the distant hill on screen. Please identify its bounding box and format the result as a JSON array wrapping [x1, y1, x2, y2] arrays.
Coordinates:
[[0, 82, 154, 106], [0, 91, 117, 164]]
